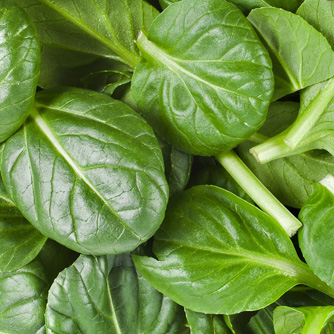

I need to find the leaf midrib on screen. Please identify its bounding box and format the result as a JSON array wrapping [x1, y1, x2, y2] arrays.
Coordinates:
[[37, 0, 140, 68], [29, 107, 141, 240]]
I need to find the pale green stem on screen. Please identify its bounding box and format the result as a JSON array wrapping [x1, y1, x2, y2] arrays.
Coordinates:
[[215, 150, 302, 236], [319, 174, 334, 195], [284, 78, 334, 149], [248, 132, 269, 144]]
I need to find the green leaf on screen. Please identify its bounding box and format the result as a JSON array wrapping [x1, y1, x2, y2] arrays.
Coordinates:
[[185, 309, 232, 334], [238, 102, 334, 208], [297, 0, 334, 48], [0, 176, 47, 272], [159, 0, 179, 9], [247, 305, 275, 334], [273, 305, 334, 334], [0, 87, 169, 255], [0, 0, 40, 143], [132, 0, 274, 156], [0, 258, 49, 334], [248, 7, 334, 100], [133, 186, 332, 314], [230, 0, 303, 13], [45, 253, 185, 334], [299, 181, 334, 289], [14, 0, 159, 87]]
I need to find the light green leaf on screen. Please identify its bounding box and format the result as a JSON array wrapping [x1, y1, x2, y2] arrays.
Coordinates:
[[185, 309, 232, 334], [133, 186, 333, 314], [248, 7, 334, 100], [132, 0, 274, 156], [14, 0, 159, 87], [238, 102, 334, 208], [274, 305, 334, 334], [0, 87, 168, 255], [45, 253, 185, 334], [0, 0, 40, 143], [0, 258, 49, 334], [299, 181, 334, 289]]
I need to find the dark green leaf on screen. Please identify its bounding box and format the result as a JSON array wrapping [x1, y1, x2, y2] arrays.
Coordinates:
[[185, 309, 232, 334], [0, 87, 168, 255], [299, 181, 334, 289], [0, 0, 40, 143], [45, 253, 185, 333], [133, 186, 331, 314], [274, 305, 334, 334], [14, 0, 159, 87], [238, 102, 334, 208], [0, 258, 49, 334], [248, 7, 334, 100], [132, 0, 274, 156], [247, 305, 275, 334]]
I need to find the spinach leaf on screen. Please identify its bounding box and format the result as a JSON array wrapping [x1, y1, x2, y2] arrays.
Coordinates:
[[185, 309, 232, 334], [45, 253, 185, 334], [0, 87, 168, 255], [247, 305, 275, 334], [0, 0, 40, 143], [0, 176, 47, 272], [298, 178, 334, 290], [133, 186, 333, 314], [248, 7, 334, 101], [132, 0, 274, 156], [159, 0, 178, 9], [238, 102, 334, 208], [0, 258, 49, 334], [273, 305, 334, 334], [14, 0, 158, 87]]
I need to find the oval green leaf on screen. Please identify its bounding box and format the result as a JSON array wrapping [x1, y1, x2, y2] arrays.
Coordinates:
[[248, 7, 334, 100], [0, 0, 40, 143], [0, 258, 49, 334], [0, 88, 169, 255], [45, 253, 185, 334], [133, 186, 330, 314], [132, 0, 274, 156]]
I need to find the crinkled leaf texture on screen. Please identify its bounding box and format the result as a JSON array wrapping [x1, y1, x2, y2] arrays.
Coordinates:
[[299, 183, 334, 290], [14, 0, 158, 87], [0, 0, 40, 143], [238, 102, 334, 208], [133, 186, 324, 315], [45, 253, 185, 334], [0, 87, 169, 255], [0, 258, 49, 334], [0, 176, 47, 272], [248, 7, 334, 100], [274, 305, 334, 334], [132, 0, 274, 156]]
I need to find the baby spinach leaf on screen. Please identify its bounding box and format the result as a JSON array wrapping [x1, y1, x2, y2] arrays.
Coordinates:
[[273, 305, 334, 334], [14, 0, 158, 87], [239, 102, 334, 208], [132, 0, 274, 156], [0, 87, 169, 255], [230, 0, 303, 13], [0, 176, 47, 272], [45, 253, 185, 334], [298, 179, 334, 290], [247, 305, 275, 334], [159, 0, 179, 9], [0, 258, 49, 334], [248, 7, 334, 101], [185, 309, 232, 334], [133, 186, 332, 314], [0, 0, 40, 143]]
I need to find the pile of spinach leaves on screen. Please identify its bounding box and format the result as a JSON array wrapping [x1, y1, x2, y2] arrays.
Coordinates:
[[2, 0, 334, 332]]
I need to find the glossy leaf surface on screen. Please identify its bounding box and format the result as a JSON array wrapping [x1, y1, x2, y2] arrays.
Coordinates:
[[133, 186, 327, 314], [0, 258, 49, 334], [132, 0, 274, 156], [14, 0, 158, 87], [45, 253, 184, 334], [238, 102, 334, 208], [0, 0, 40, 143], [274, 305, 334, 334], [0, 88, 168, 255], [248, 7, 334, 100], [299, 183, 334, 289], [0, 176, 47, 272]]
